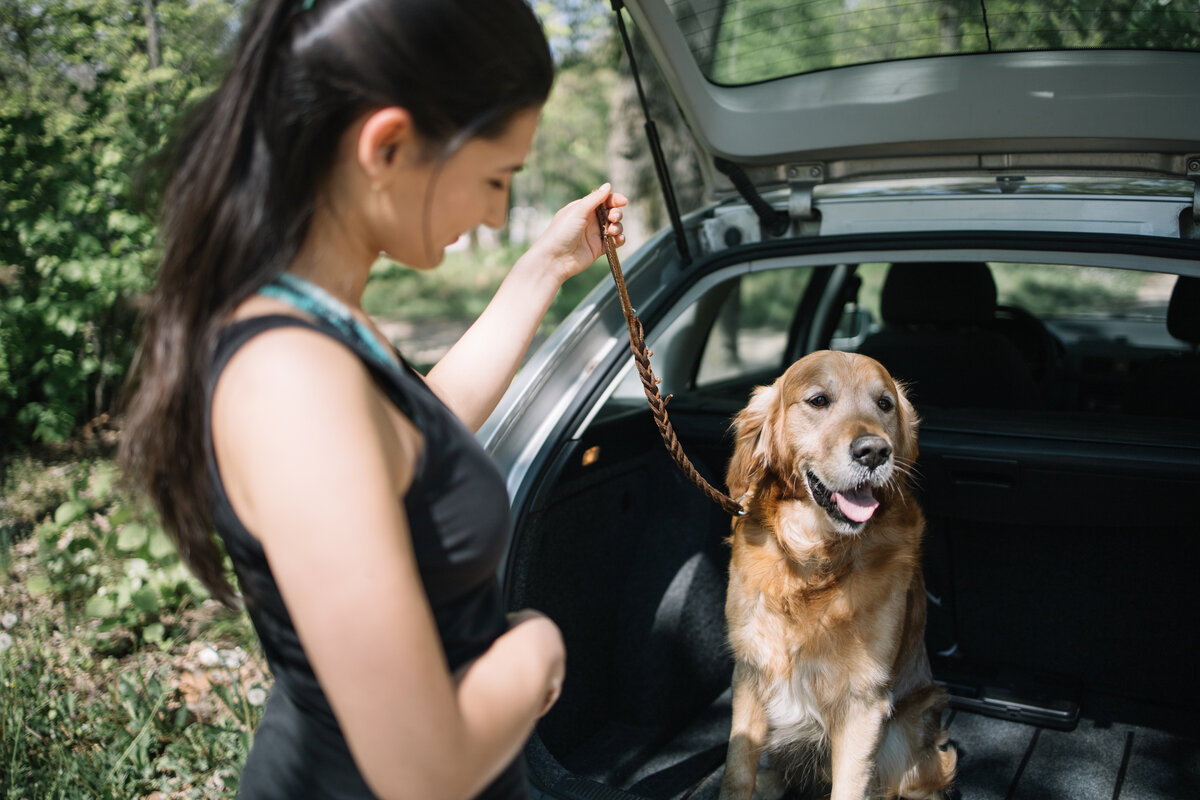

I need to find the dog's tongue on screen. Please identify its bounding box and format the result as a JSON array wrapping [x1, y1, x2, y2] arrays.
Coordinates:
[[834, 485, 879, 523]]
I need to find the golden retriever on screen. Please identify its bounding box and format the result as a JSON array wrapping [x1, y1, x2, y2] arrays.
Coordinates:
[[719, 351, 956, 800]]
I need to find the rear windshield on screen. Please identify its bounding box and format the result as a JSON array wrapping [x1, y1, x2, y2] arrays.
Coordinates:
[[669, 0, 1200, 86]]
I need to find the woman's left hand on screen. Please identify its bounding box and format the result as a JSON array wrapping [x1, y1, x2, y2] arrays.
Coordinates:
[[524, 183, 628, 285], [426, 183, 627, 430]]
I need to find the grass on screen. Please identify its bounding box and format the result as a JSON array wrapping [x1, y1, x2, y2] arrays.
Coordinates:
[[0, 441, 267, 799]]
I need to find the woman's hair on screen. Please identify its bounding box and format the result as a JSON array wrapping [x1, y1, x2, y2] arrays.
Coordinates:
[[120, 0, 554, 605]]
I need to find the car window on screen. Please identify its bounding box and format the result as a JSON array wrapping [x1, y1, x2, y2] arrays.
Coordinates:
[[834, 261, 1173, 340], [669, 0, 1200, 87], [990, 262, 1172, 321], [599, 258, 1193, 422], [695, 268, 814, 386], [828, 261, 1190, 416]]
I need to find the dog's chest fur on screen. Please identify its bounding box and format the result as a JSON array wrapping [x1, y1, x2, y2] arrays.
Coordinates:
[[726, 499, 920, 740]]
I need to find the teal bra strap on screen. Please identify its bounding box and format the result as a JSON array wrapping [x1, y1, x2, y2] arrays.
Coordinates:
[[259, 273, 397, 371]]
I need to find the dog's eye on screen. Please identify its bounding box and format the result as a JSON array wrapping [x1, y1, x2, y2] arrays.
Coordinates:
[[877, 396, 894, 412], [807, 395, 829, 408]]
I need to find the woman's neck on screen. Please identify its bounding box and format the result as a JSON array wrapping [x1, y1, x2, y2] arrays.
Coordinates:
[[287, 201, 378, 311]]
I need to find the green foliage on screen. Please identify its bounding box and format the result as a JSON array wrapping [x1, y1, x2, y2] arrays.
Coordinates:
[[852, 261, 1159, 323], [365, 245, 610, 332], [738, 268, 816, 329], [535, 0, 618, 69], [519, 55, 619, 219], [19, 460, 205, 648], [0, 0, 243, 444], [991, 262, 1153, 317], [1, 452, 263, 798]]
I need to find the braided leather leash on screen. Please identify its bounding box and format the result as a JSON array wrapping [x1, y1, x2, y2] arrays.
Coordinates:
[[595, 204, 746, 517]]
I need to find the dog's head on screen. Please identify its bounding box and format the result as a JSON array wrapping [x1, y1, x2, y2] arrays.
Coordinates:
[[728, 350, 918, 535]]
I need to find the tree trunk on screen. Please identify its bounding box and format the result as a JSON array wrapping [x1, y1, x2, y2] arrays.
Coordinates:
[[143, 0, 160, 69]]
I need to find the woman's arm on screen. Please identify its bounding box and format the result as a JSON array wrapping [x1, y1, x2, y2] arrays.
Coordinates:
[[212, 328, 564, 800], [424, 184, 627, 431]]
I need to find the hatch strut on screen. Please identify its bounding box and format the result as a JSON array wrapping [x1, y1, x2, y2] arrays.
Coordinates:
[[609, 0, 691, 265]]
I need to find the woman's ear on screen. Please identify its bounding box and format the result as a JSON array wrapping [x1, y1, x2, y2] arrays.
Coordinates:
[[356, 107, 417, 183]]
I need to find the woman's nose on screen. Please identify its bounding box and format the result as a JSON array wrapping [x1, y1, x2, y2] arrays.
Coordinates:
[[482, 192, 509, 230]]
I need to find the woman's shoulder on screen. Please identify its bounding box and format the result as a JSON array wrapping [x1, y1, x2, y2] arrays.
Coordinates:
[[218, 313, 370, 393], [212, 309, 421, 461], [215, 294, 386, 396], [210, 312, 423, 534]]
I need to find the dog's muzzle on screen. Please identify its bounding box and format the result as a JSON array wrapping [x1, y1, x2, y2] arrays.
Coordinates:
[[805, 471, 880, 525]]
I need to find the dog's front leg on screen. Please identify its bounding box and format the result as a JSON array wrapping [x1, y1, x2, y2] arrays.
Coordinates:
[[720, 661, 768, 800], [829, 693, 891, 800]]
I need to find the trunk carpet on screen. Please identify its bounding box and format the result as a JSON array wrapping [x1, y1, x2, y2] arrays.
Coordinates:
[[546, 691, 1200, 800]]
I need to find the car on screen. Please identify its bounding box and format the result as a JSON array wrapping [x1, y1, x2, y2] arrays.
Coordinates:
[[478, 2, 1200, 798]]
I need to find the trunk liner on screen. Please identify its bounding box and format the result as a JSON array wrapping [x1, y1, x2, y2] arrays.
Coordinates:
[[517, 411, 1200, 800], [545, 690, 1200, 800]]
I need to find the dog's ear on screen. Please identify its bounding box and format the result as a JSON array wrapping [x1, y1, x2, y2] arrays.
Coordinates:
[[726, 382, 786, 497], [892, 378, 921, 465]]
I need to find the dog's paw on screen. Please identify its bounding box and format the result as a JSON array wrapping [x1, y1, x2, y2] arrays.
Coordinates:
[[896, 734, 957, 800], [749, 766, 787, 800]]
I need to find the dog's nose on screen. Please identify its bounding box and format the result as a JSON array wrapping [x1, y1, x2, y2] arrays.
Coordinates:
[[851, 435, 892, 470]]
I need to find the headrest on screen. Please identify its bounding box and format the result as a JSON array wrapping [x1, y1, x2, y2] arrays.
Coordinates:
[[1167, 275, 1200, 346], [881, 262, 997, 326]]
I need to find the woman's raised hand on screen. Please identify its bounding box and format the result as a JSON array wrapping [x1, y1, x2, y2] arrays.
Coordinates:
[[525, 183, 628, 286]]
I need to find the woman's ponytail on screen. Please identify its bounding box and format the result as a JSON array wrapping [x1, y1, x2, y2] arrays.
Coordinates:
[[121, 0, 304, 606]]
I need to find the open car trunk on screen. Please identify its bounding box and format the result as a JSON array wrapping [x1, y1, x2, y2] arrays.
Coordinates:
[[492, 2, 1200, 793], [506, 396, 1200, 799]]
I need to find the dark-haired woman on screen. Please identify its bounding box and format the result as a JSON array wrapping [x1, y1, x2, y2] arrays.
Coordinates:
[[119, 1, 625, 798]]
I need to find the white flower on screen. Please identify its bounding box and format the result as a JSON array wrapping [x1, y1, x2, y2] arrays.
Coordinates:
[[220, 648, 245, 668], [246, 687, 268, 707], [1, 613, 17, 630], [0, 632, 13, 653], [196, 646, 221, 667]]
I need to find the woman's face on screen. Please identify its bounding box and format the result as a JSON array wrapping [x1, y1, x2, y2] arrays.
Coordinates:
[[386, 108, 541, 270]]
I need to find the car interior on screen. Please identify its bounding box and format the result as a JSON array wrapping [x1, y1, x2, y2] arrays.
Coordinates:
[[506, 258, 1200, 799]]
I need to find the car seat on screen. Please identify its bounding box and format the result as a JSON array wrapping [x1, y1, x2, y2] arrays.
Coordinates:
[[1128, 274, 1200, 418], [856, 262, 1040, 410]]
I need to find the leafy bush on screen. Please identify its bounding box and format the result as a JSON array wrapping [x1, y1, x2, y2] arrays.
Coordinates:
[[1, 453, 266, 798], [21, 461, 203, 650], [0, 0, 242, 444]]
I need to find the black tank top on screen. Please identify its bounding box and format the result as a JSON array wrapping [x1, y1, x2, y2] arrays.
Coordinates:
[[204, 314, 527, 799]]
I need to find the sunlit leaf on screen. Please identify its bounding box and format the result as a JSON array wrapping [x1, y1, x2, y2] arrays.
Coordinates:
[[116, 523, 149, 552]]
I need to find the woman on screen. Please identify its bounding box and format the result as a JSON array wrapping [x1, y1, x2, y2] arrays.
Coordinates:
[[119, 1, 626, 798]]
